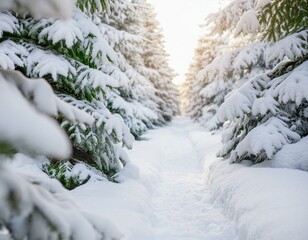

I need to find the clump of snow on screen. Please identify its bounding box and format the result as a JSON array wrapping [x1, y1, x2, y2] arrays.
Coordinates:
[[233, 42, 266, 75], [0, 71, 71, 159], [90, 36, 118, 66], [0, 69, 94, 158], [73, 9, 101, 37], [0, 40, 28, 70], [218, 73, 270, 121], [77, 67, 119, 90], [271, 61, 308, 106], [266, 30, 308, 65], [0, 12, 18, 37], [197, 52, 235, 81], [26, 48, 76, 80], [1, 158, 122, 240], [272, 136, 308, 171], [39, 19, 83, 48], [251, 94, 278, 115], [105, 114, 134, 148], [114, 163, 140, 182], [199, 80, 229, 99], [235, 9, 260, 35], [231, 117, 300, 162]]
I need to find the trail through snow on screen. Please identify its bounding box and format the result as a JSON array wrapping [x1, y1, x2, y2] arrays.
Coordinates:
[[129, 118, 238, 240], [6, 118, 308, 240]]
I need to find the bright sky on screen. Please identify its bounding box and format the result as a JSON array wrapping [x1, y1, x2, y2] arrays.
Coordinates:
[[147, 0, 221, 85]]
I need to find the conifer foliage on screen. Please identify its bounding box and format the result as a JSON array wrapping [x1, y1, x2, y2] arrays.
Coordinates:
[[184, 0, 308, 169], [0, 0, 178, 187], [0, 0, 178, 238]]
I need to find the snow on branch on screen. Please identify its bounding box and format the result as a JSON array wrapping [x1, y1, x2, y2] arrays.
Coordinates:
[[59, 95, 134, 150], [28, 8, 117, 67], [251, 94, 279, 116], [105, 114, 134, 148], [77, 67, 119, 91], [266, 30, 308, 66], [233, 41, 267, 75], [230, 117, 300, 163], [234, 9, 260, 35], [38, 19, 84, 48], [0, 12, 19, 37], [270, 61, 308, 106], [0, 165, 122, 240], [199, 80, 230, 100], [1, 69, 94, 140], [26, 48, 76, 80], [218, 73, 270, 121], [197, 52, 236, 82], [0, 40, 28, 70], [0, 70, 70, 158]]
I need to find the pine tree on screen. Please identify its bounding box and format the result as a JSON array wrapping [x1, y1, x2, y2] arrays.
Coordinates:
[[0, 1, 121, 239], [0, 0, 136, 184], [100, 0, 160, 138], [215, 0, 308, 166], [186, 0, 308, 168], [184, 34, 229, 125], [134, 0, 180, 123]]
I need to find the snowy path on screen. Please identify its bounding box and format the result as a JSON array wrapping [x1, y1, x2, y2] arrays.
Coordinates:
[[8, 118, 308, 240], [129, 118, 238, 240], [70, 117, 239, 240]]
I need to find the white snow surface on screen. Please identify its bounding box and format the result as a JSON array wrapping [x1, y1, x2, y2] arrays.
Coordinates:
[[8, 118, 308, 240], [272, 136, 308, 171], [70, 118, 238, 240], [234, 9, 259, 35]]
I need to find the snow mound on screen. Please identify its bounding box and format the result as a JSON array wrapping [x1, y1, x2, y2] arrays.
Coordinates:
[[272, 136, 308, 171], [208, 160, 308, 240]]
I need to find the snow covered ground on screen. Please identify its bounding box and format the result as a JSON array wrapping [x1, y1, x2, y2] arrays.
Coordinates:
[[69, 117, 239, 240], [5, 117, 308, 240]]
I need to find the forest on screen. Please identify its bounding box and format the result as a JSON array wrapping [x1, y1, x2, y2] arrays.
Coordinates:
[[0, 0, 307, 239]]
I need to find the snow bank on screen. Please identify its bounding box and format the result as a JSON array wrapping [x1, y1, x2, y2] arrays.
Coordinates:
[[207, 160, 308, 240], [71, 180, 154, 240], [70, 128, 165, 240], [193, 129, 308, 240], [272, 136, 308, 171], [6, 119, 165, 240], [4, 155, 122, 240], [188, 129, 222, 171], [8, 118, 308, 240]]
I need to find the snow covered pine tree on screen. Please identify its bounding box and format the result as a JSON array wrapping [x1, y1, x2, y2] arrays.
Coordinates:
[[0, 0, 141, 186], [185, 0, 308, 168], [0, 0, 122, 239], [100, 0, 161, 138]]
